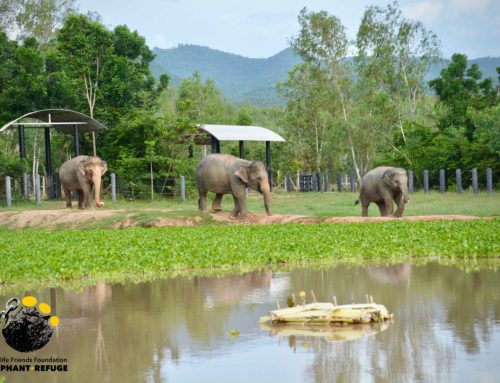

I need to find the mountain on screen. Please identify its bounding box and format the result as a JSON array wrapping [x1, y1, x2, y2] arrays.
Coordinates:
[[151, 45, 500, 106], [151, 45, 301, 106]]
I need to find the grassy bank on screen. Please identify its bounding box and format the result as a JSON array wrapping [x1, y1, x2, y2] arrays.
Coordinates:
[[0, 219, 498, 287], [0, 191, 498, 230]]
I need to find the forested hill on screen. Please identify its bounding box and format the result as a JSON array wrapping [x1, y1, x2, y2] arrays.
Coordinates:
[[151, 45, 301, 106], [151, 45, 500, 106]]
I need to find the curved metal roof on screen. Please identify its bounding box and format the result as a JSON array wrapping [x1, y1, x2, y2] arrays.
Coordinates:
[[0, 109, 107, 134], [198, 124, 285, 142]]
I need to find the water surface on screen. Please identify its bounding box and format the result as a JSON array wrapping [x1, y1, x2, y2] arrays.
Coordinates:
[[0, 262, 499, 382]]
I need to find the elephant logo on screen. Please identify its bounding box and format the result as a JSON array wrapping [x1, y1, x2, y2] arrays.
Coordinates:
[[0, 296, 60, 352]]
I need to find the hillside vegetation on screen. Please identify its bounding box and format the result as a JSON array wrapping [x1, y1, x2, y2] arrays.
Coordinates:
[[151, 45, 500, 106]]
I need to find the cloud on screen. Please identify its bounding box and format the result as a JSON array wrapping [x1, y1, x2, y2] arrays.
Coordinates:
[[150, 33, 169, 49], [402, 1, 445, 23]]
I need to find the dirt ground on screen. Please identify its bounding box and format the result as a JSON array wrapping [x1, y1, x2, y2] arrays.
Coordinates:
[[0, 208, 489, 229]]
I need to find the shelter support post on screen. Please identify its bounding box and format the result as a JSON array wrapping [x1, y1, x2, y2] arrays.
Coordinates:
[[44, 128, 52, 177], [266, 141, 271, 190], [239, 141, 244, 158], [211, 136, 220, 154], [73, 125, 80, 157], [44, 127, 54, 199], [18, 125, 26, 159]]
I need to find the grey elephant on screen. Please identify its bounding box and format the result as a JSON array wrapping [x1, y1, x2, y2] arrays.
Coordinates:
[[355, 166, 409, 217], [59, 155, 108, 209], [196, 154, 272, 220]]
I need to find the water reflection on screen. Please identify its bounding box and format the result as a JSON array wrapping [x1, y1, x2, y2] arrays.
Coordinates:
[[0, 263, 499, 383]]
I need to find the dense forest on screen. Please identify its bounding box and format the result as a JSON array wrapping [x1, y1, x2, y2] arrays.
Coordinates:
[[0, 0, 498, 196]]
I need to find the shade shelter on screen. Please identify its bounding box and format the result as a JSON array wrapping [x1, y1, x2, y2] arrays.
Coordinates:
[[0, 109, 106, 198], [197, 124, 285, 188]]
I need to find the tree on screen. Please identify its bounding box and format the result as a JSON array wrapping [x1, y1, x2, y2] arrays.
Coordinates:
[[429, 53, 498, 135], [426, 54, 500, 185], [175, 71, 225, 130], [289, 8, 360, 177], [0, 0, 76, 47], [279, 62, 337, 172], [56, 14, 113, 155], [0, 36, 46, 121], [56, 16, 156, 155], [356, 1, 441, 152]]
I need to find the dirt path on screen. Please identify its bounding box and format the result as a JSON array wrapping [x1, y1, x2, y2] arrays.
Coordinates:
[[0, 209, 490, 229]]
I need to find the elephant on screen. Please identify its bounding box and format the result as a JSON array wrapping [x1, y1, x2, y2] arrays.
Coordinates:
[[355, 166, 409, 217], [59, 155, 107, 209], [196, 154, 272, 220]]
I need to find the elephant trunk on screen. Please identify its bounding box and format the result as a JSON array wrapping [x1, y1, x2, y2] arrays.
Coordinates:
[[401, 185, 410, 203], [261, 180, 272, 216], [93, 173, 104, 208]]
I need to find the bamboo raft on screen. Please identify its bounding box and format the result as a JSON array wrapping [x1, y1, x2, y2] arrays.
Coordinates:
[[260, 292, 393, 325]]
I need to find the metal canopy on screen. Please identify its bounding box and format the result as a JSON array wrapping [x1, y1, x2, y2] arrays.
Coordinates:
[[0, 109, 106, 134], [198, 124, 285, 142]]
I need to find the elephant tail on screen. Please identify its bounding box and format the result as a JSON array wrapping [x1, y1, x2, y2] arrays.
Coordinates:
[[354, 198, 360, 206]]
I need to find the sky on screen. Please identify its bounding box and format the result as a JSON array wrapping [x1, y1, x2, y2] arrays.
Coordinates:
[[77, 0, 500, 59]]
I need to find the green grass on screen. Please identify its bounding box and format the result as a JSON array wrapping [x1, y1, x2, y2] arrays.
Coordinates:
[[0, 219, 498, 289], [2, 191, 499, 219]]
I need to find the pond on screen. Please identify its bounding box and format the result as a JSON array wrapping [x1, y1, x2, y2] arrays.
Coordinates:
[[1, 262, 499, 382]]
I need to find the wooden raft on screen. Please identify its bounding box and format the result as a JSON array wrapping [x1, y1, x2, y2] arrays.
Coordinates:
[[260, 302, 392, 325]]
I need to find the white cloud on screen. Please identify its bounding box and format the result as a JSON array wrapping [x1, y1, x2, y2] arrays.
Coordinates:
[[150, 33, 169, 49], [402, 1, 445, 23]]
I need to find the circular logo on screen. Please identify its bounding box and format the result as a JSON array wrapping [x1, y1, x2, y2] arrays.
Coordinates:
[[1, 296, 60, 353]]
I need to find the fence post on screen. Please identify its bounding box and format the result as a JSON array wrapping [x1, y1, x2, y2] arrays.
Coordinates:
[[337, 172, 342, 192], [5, 176, 12, 208], [23, 173, 29, 198], [111, 173, 116, 202], [439, 169, 445, 193], [423, 170, 429, 194], [35, 174, 41, 204], [350, 172, 356, 193], [285, 172, 292, 192], [408, 170, 414, 193], [312, 172, 317, 191], [180, 175, 186, 202], [486, 168, 493, 193], [324, 173, 329, 192], [456, 169, 462, 193], [472, 168, 478, 194]]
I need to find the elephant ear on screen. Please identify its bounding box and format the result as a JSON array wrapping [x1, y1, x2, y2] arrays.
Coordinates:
[[78, 160, 87, 176], [101, 161, 108, 175], [382, 169, 399, 189], [234, 165, 250, 185]]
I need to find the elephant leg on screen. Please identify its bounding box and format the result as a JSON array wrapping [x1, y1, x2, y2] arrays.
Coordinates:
[[230, 191, 247, 221], [64, 188, 72, 208], [198, 190, 208, 212], [394, 193, 405, 217], [361, 201, 369, 217], [376, 202, 385, 216], [77, 190, 84, 209], [212, 193, 224, 211], [81, 184, 91, 209], [383, 196, 393, 217], [230, 195, 239, 220]]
